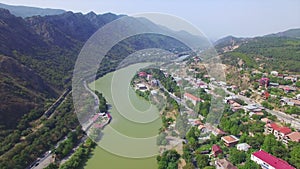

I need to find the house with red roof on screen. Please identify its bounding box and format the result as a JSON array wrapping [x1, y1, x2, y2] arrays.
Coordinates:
[[221, 135, 239, 147], [138, 71, 147, 77], [184, 92, 203, 105], [283, 132, 300, 145], [251, 150, 296, 169], [259, 77, 270, 87], [211, 144, 222, 157], [265, 123, 292, 143]]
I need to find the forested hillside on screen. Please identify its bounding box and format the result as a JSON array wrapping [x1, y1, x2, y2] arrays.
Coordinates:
[[219, 29, 300, 73]]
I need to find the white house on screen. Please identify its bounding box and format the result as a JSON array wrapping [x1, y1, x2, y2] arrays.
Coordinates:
[[236, 143, 251, 151], [270, 71, 279, 76]]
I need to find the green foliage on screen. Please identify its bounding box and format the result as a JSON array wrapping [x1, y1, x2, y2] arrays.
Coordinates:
[[94, 91, 108, 112], [289, 144, 300, 169], [0, 96, 81, 169], [261, 101, 274, 110], [229, 148, 246, 165], [157, 150, 180, 169], [236, 37, 300, 72], [59, 138, 96, 169], [157, 132, 168, 146], [183, 162, 194, 169], [175, 114, 190, 138], [261, 135, 288, 159], [285, 106, 300, 115], [296, 81, 300, 88], [239, 160, 260, 169], [195, 154, 209, 169]]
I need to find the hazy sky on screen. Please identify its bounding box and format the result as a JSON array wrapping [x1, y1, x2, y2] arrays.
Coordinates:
[[1, 0, 300, 40]]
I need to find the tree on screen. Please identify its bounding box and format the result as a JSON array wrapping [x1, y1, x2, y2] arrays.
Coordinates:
[[196, 154, 209, 169], [157, 132, 168, 146], [157, 150, 180, 169], [229, 148, 246, 165], [261, 134, 277, 153], [183, 162, 194, 169], [289, 144, 300, 169], [296, 81, 300, 88], [240, 160, 260, 169], [203, 166, 215, 169]]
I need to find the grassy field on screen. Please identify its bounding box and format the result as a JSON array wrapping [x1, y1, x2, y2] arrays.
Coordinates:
[[85, 63, 161, 169]]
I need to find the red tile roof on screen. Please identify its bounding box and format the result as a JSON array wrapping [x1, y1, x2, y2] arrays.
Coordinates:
[[286, 132, 300, 142], [184, 93, 202, 101], [252, 150, 295, 169], [212, 144, 222, 153], [267, 123, 291, 135], [221, 135, 239, 144], [267, 123, 281, 131], [279, 127, 292, 135]]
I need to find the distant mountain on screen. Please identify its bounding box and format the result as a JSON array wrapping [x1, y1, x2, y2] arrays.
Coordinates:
[[0, 8, 200, 131], [265, 28, 300, 38], [0, 3, 65, 18]]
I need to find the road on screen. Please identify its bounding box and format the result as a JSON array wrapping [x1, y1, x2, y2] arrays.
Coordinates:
[[215, 84, 300, 129], [29, 136, 67, 169]]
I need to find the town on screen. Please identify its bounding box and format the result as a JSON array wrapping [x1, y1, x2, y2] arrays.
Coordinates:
[[128, 55, 300, 169]]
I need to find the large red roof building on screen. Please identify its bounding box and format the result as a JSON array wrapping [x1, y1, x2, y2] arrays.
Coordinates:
[[251, 150, 295, 169]]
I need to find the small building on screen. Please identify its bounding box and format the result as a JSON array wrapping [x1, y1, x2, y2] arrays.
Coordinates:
[[265, 123, 292, 141], [296, 94, 300, 100], [215, 158, 237, 169], [269, 82, 279, 87], [212, 144, 222, 157], [136, 83, 147, 90], [270, 71, 279, 76], [259, 77, 270, 87], [261, 117, 271, 123], [284, 132, 300, 144], [236, 143, 251, 151], [184, 92, 203, 105], [251, 150, 295, 169], [138, 71, 147, 77], [221, 135, 239, 147]]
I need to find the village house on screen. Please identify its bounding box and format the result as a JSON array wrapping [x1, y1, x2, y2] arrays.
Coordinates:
[[278, 85, 297, 93], [138, 71, 147, 77], [270, 71, 279, 76], [284, 76, 297, 82], [259, 77, 270, 87], [296, 94, 300, 100], [261, 117, 271, 124], [283, 132, 300, 145], [265, 123, 292, 142], [215, 159, 237, 169], [211, 144, 222, 157], [136, 83, 148, 91], [251, 150, 295, 169], [184, 92, 203, 105], [236, 143, 251, 151], [221, 135, 239, 147], [269, 82, 279, 87]]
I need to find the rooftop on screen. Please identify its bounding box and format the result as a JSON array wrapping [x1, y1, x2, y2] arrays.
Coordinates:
[[215, 159, 237, 169], [267, 123, 291, 135], [212, 144, 222, 152], [221, 135, 239, 144], [184, 92, 202, 101], [286, 132, 300, 142], [252, 150, 295, 169]]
